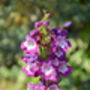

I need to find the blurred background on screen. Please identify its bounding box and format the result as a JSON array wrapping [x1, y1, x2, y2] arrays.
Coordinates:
[[0, 0, 90, 90]]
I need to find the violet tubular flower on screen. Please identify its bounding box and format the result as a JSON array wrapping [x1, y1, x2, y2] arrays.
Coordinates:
[[62, 21, 73, 28], [21, 36, 39, 54], [34, 21, 41, 28], [21, 13, 72, 90], [43, 20, 50, 26]]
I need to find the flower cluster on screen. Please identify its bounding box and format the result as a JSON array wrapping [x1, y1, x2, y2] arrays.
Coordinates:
[[21, 13, 72, 90]]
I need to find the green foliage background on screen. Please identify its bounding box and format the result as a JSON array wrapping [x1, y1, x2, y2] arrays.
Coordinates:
[[0, 0, 90, 90]]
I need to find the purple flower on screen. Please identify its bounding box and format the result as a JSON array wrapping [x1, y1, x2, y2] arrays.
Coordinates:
[[43, 20, 50, 26], [62, 21, 73, 28], [20, 36, 39, 54], [30, 30, 41, 38], [50, 46, 66, 59], [57, 62, 72, 77], [27, 83, 45, 90], [34, 21, 41, 28], [55, 36, 71, 52], [22, 65, 35, 77], [22, 62, 40, 77], [51, 58, 60, 67], [30, 30, 42, 44], [21, 54, 38, 63], [55, 48, 66, 59], [41, 62, 57, 81], [58, 30, 68, 37], [51, 28, 57, 35]]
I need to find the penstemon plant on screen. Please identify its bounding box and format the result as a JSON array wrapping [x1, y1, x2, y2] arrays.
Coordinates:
[[21, 13, 72, 90]]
